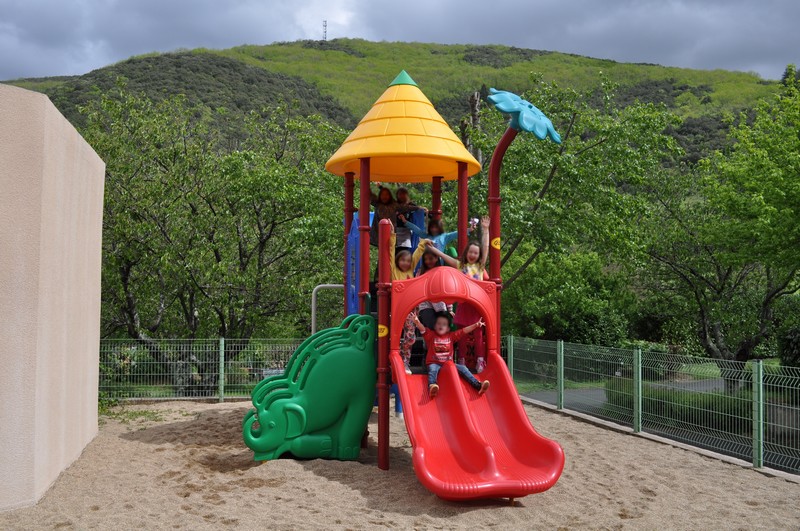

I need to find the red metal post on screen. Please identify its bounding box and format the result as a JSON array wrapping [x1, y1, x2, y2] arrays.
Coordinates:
[[457, 162, 468, 253], [488, 128, 518, 338], [431, 175, 443, 221], [358, 159, 371, 315], [377, 219, 392, 470], [344, 172, 355, 316]]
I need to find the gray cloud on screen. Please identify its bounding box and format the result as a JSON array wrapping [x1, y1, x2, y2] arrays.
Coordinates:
[[1, 0, 797, 80]]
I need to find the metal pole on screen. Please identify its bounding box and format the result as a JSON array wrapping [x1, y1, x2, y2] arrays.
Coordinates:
[[358, 159, 371, 315], [218, 337, 225, 403], [556, 339, 564, 410], [752, 360, 764, 468], [633, 347, 642, 433], [457, 161, 468, 253], [431, 175, 443, 221], [377, 219, 392, 470], [507, 335, 515, 381], [311, 284, 345, 334], [487, 128, 518, 339], [344, 172, 355, 316]]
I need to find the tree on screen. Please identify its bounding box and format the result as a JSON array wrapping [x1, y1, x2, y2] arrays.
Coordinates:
[[463, 74, 680, 291], [81, 83, 345, 394], [643, 74, 800, 389]]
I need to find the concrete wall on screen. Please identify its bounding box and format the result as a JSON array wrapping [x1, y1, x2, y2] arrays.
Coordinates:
[[0, 83, 105, 511]]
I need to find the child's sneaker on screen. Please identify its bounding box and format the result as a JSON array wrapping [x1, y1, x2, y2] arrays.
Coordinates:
[[404, 362, 412, 375], [476, 357, 486, 374], [429, 384, 439, 398], [478, 380, 490, 395]]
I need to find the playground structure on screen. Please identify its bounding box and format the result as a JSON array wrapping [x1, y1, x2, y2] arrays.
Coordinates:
[[244, 71, 564, 500]]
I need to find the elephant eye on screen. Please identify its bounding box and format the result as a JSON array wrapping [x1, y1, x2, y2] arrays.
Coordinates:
[[268, 421, 276, 428]]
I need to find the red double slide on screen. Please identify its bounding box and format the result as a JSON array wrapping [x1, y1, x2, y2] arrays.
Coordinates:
[[390, 350, 564, 500]]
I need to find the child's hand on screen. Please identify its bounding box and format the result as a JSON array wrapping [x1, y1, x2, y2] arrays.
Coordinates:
[[480, 216, 490, 229], [476, 318, 486, 328], [398, 214, 406, 223], [424, 239, 435, 247]]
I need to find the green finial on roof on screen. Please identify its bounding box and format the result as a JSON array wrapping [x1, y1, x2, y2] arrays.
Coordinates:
[[389, 70, 418, 87]]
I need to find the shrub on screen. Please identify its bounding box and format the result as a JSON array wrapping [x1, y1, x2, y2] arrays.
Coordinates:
[[604, 377, 752, 433]]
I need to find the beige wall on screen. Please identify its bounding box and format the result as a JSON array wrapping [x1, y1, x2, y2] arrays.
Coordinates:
[[0, 84, 105, 511]]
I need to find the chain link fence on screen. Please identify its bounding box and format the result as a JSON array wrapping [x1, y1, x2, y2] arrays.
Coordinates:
[[100, 338, 302, 400], [509, 338, 800, 475]]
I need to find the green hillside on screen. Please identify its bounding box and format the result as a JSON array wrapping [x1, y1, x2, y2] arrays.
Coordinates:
[[6, 39, 778, 125], [13, 53, 355, 130], [214, 39, 777, 120]]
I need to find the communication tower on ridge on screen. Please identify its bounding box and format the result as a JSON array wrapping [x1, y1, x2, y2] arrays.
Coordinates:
[[323, 20, 327, 41]]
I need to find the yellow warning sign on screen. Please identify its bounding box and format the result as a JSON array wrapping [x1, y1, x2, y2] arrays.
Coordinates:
[[378, 324, 389, 337], [491, 237, 501, 250]]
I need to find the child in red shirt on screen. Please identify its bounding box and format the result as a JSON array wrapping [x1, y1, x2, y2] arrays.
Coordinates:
[[411, 311, 489, 398]]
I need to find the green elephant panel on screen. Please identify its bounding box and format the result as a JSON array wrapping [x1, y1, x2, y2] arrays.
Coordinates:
[[243, 314, 376, 461]]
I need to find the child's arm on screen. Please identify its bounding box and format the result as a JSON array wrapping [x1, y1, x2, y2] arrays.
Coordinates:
[[411, 238, 430, 270], [462, 318, 486, 335], [425, 242, 460, 268], [441, 230, 459, 245], [388, 229, 397, 275], [411, 312, 426, 334], [399, 215, 427, 238], [479, 215, 490, 268]]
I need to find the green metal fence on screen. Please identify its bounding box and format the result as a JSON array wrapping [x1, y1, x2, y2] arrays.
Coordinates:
[[508, 337, 800, 475], [99, 338, 302, 401], [99, 334, 800, 474]]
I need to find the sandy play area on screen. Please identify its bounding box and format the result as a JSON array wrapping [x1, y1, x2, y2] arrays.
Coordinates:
[[2, 400, 798, 530]]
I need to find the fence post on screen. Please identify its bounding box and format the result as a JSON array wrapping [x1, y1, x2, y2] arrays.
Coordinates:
[[556, 340, 564, 410], [218, 337, 225, 403], [752, 360, 764, 468], [507, 335, 515, 381], [633, 347, 642, 433]]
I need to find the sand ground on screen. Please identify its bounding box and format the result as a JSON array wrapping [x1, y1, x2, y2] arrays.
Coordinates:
[[1, 400, 798, 530]]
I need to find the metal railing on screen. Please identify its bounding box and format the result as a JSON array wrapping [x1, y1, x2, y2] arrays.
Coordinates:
[[508, 337, 800, 475], [99, 334, 800, 474], [99, 338, 302, 401]]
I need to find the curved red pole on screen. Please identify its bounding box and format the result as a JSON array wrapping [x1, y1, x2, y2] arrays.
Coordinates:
[[344, 172, 355, 316], [377, 219, 392, 470], [457, 161, 468, 253], [358, 159, 371, 315], [487, 128, 518, 338]]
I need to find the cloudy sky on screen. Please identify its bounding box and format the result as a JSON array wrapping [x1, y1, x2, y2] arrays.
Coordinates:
[[1, 0, 797, 80]]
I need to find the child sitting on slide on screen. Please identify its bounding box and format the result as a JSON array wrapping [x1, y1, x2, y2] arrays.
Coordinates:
[[424, 216, 490, 373], [411, 311, 489, 398]]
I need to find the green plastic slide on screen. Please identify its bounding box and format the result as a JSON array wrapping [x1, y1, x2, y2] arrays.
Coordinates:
[[242, 314, 376, 461]]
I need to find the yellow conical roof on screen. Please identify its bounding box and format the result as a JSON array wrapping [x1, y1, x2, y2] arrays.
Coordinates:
[[325, 71, 481, 182]]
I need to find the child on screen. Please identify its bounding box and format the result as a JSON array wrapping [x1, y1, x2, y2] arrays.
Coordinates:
[[424, 216, 491, 373], [370, 183, 397, 247], [394, 187, 426, 250], [411, 311, 489, 398], [389, 226, 430, 374], [416, 249, 451, 329], [399, 214, 460, 254]]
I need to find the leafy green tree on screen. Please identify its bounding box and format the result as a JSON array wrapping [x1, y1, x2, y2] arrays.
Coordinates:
[[81, 83, 345, 393], [465, 74, 681, 291], [643, 74, 800, 387]]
